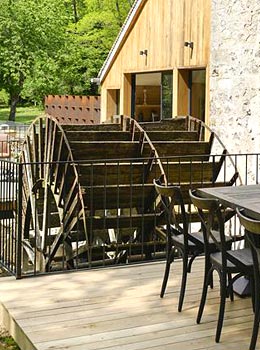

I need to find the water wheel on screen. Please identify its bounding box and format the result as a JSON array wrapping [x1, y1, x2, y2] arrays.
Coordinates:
[[20, 114, 237, 274], [21, 114, 164, 272], [21, 116, 87, 272]]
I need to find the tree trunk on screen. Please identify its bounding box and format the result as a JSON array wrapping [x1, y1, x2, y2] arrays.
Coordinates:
[[72, 0, 78, 23], [9, 94, 19, 121]]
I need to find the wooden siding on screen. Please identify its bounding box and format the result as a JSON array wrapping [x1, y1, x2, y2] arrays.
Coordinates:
[[103, 0, 211, 81], [101, 0, 211, 121], [0, 259, 258, 350]]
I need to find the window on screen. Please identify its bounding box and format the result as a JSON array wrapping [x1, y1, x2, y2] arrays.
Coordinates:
[[178, 69, 206, 121], [131, 71, 173, 122], [161, 72, 173, 119]]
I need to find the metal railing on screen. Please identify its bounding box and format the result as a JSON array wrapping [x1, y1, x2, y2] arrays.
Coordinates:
[[0, 152, 259, 278]]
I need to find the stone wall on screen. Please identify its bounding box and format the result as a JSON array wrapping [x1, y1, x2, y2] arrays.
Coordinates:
[[210, 0, 260, 157]]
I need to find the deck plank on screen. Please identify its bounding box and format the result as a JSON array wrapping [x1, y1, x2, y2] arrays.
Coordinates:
[[0, 258, 258, 350]]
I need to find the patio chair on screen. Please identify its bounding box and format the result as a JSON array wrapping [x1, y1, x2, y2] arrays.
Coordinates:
[[236, 208, 260, 350], [154, 178, 206, 312], [190, 189, 254, 343]]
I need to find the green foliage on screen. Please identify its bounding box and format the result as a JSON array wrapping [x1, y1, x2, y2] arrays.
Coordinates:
[[83, 0, 134, 27], [0, 0, 134, 119], [0, 90, 9, 106], [64, 0, 134, 94], [0, 0, 68, 87], [0, 333, 20, 349], [0, 0, 70, 118]]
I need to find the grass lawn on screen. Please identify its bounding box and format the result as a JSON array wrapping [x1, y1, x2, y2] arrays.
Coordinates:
[[0, 106, 44, 125]]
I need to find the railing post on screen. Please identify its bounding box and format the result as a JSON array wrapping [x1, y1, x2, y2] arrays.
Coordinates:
[[15, 162, 23, 279]]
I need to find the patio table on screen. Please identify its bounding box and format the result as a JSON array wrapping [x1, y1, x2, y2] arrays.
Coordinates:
[[197, 184, 260, 220]]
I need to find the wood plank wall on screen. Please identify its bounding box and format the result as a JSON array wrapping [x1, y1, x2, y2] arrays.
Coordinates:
[[100, 0, 211, 123]]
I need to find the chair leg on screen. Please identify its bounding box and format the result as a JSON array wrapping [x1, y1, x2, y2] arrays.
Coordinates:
[[249, 279, 260, 350], [249, 303, 260, 350], [209, 272, 214, 289], [215, 271, 227, 343], [227, 272, 234, 302], [250, 277, 256, 313], [187, 251, 199, 273], [206, 257, 214, 289], [197, 265, 213, 324], [160, 250, 174, 298], [178, 254, 188, 312]]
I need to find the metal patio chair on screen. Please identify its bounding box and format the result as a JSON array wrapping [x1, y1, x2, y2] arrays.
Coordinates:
[[237, 208, 260, 350], [154, 178, 206, 312], [190, 189, 254, 344]]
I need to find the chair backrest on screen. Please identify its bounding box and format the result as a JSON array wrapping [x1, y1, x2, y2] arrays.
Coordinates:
[[189, 189, 229, 266], [236, 208, 260, 276], [153, 177, 189, 246]]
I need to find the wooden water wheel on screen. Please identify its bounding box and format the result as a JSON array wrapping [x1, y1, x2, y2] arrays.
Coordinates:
[[20, 114, 238, 274], [21, 115, 166, 272], [21, 116, 88, 271]]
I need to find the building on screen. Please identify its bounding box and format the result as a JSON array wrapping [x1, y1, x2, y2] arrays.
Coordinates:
[[97, 0, 260, 154]]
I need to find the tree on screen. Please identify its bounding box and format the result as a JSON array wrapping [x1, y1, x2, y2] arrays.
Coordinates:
[[71, 0, 87, 23], [63, 0, 134, 94], [30, 0, 134, 98], [0, 0, 69, 120], [0, 0, 134, 119]]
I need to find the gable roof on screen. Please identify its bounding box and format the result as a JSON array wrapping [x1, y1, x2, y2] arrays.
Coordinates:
[[97, 0, 147, 83]]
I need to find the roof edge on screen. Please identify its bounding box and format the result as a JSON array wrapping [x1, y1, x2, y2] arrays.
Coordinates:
[[97, 0, 146, 83]]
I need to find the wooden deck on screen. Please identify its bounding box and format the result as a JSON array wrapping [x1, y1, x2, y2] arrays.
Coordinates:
[[0, 258, 258, 350]]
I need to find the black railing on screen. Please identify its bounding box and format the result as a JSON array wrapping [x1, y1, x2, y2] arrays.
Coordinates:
[[0, 153, 260, 278]]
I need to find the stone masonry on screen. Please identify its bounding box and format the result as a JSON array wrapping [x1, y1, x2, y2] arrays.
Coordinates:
[[210, 0, 260, 157]]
